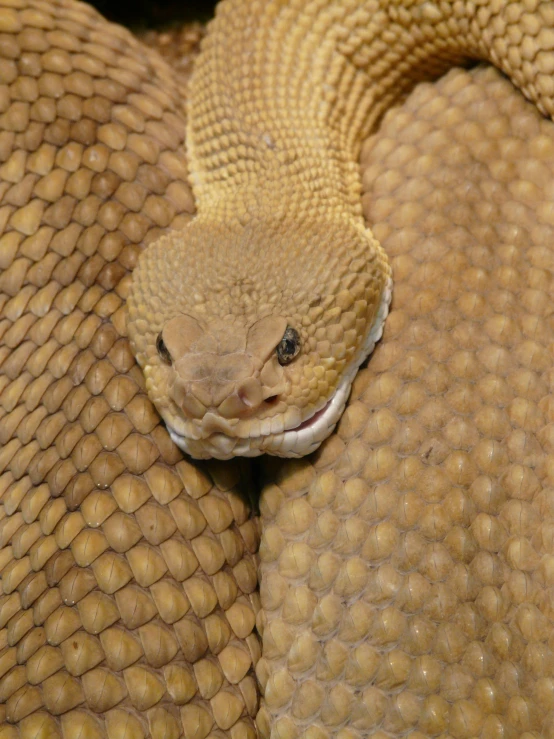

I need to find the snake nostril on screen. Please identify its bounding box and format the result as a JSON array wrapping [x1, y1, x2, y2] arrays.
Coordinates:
[[236, 379, 263, 410], [265, 395, 279, 404]]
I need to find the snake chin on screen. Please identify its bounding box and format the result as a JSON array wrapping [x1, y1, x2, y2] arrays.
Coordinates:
[[168, 276, 393, 460]]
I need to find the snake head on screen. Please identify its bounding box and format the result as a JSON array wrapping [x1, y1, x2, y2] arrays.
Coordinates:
[[127, 217, 391, 459]]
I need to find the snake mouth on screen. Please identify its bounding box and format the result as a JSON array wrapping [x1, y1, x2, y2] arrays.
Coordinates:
[[275, 376, 352, 454], [168, 388, 341, 459], [292, 397, 334, 431]]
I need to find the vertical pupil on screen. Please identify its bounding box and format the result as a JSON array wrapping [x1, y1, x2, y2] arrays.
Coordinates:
[[156, 333, 172, 364]]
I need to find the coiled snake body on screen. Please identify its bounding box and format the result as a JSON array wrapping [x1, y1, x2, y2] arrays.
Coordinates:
[[1, 1, 554, 738]]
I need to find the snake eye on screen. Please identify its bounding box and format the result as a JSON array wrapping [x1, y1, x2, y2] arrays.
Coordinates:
[[156, 333, 172, 365], [276, 326, 301, 365]]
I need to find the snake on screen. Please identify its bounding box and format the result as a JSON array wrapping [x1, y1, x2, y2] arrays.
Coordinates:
[[1, 0, 554, 737]]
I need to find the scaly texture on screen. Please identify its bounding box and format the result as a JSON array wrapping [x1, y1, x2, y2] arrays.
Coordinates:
[[0, 3, 260, 738], [256, 64, 554, 739], [2, 1, 554, 739], [128, 0, 554, 462]]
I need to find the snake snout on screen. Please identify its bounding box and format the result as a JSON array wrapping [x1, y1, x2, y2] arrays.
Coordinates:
[[217, 377, 265, 417], [171, 380, 207, 419], [170, 354, 271, 424]]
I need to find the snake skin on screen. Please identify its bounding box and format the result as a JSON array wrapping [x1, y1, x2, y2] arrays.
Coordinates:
[[257, 63, 554, 739], [127, 0, 554, 462], [1, 1, 554, 738], [0, 3, 260, 737]]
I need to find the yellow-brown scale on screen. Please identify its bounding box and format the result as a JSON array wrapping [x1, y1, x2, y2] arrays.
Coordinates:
[[128, 0, 554, 461], [0, 2, 260, 737], [2, 1, 554, 739], [167, 0, 554, 737], [257, 64, 554, 739]]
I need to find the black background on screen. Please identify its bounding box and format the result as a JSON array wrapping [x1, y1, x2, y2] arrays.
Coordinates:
[[89, 0, 217, 28]]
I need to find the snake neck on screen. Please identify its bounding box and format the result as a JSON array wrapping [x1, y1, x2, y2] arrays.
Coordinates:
[[186, 0, 552, 225]]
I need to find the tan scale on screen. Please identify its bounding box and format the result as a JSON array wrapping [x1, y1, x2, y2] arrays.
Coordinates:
[[255, 61, 554, 739], [1, 0, 554, 738], [129, 0, 553, 463], [0, 1, 261, 737]]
